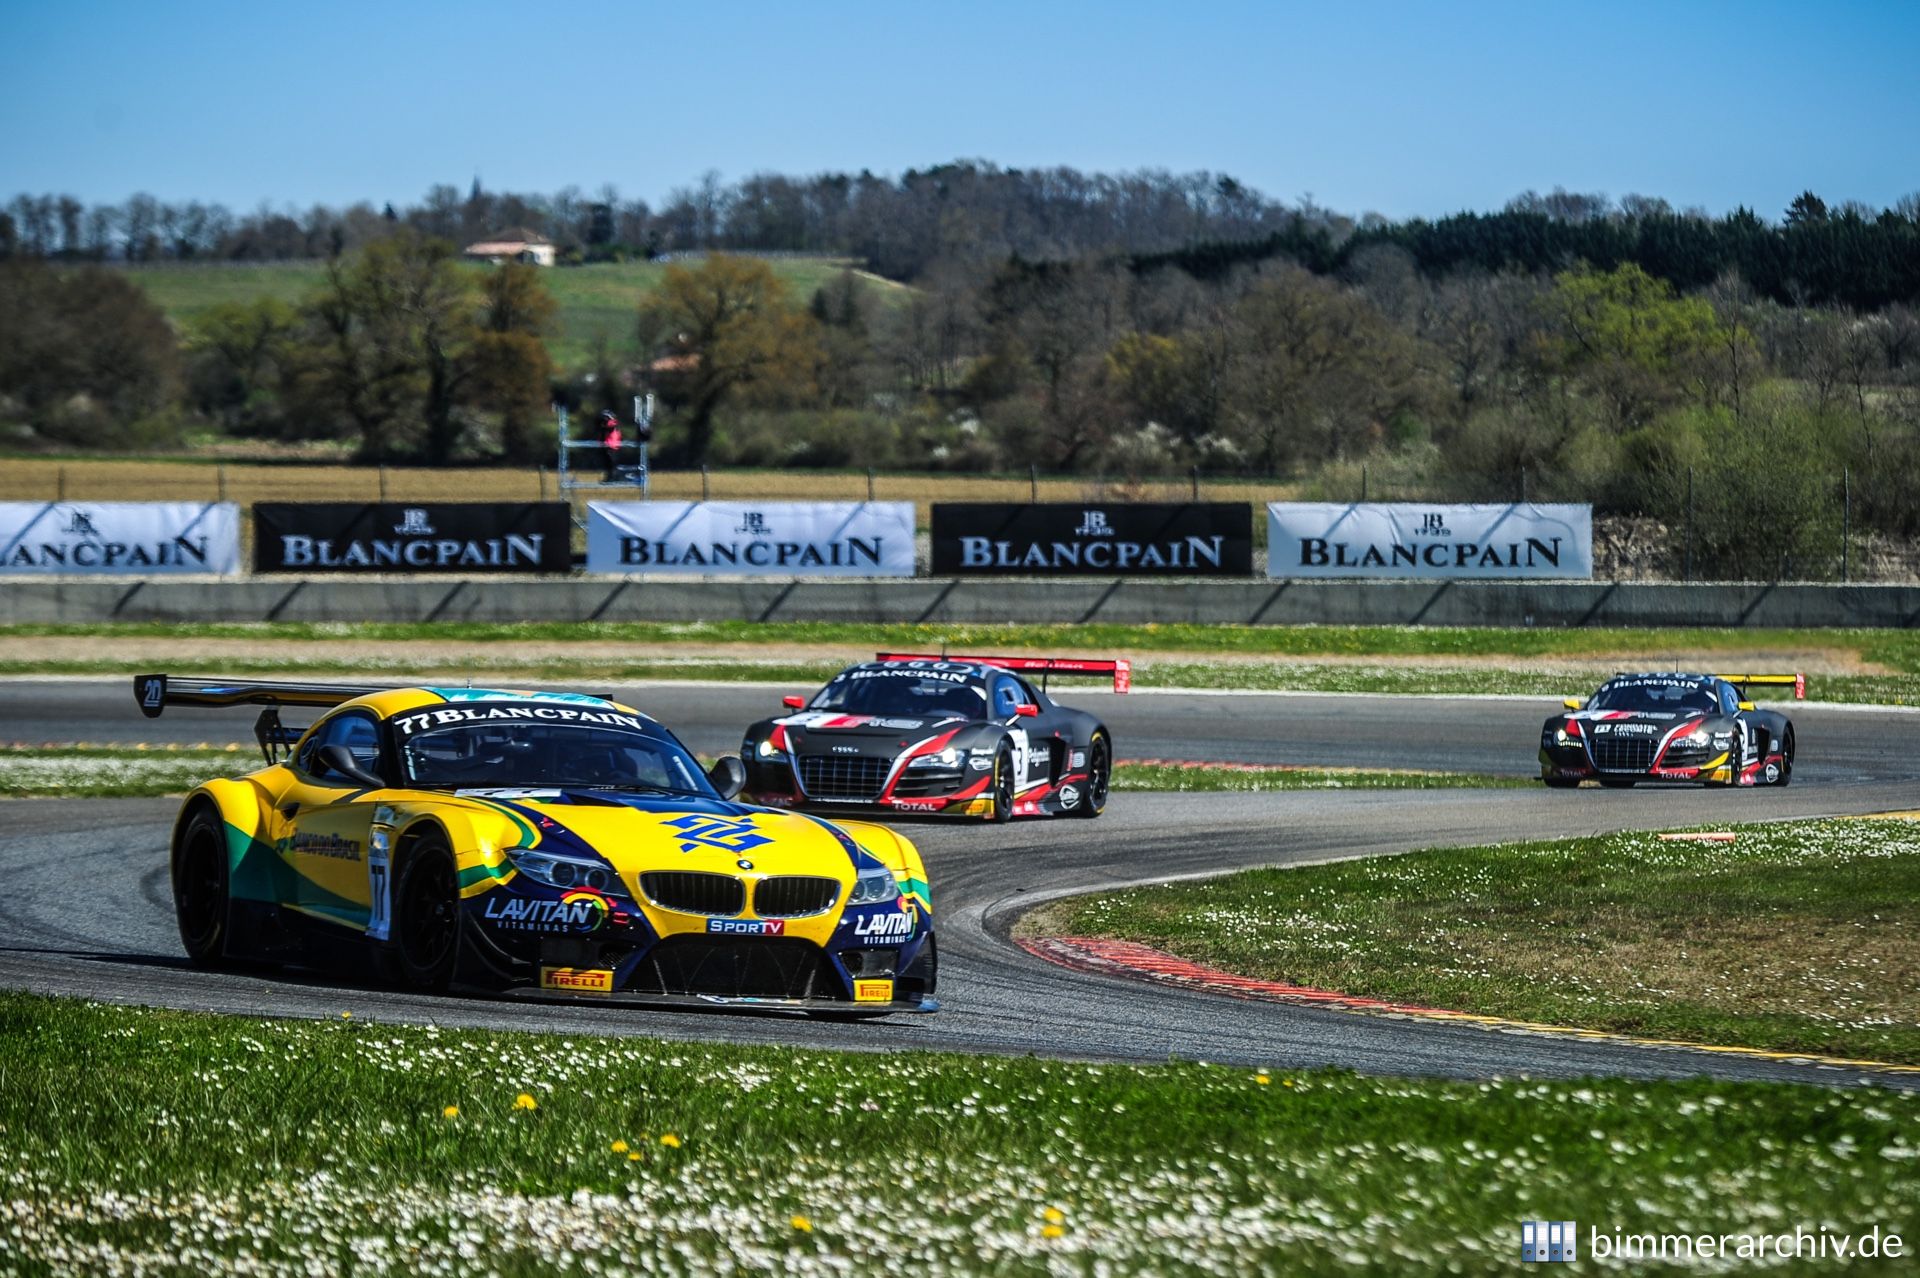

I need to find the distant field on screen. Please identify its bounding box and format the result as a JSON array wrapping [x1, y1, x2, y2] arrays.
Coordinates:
[[119, 257, 911, 371], [0, 456, 1275, 514]]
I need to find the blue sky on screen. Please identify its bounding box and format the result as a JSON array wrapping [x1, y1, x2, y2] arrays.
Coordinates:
[[4, 0, 1916, 220]]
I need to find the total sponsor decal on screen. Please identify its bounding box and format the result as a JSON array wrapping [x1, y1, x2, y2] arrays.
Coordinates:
[[707, 918, 787, 936], [885, 799, 944, 812], [483, 886, 627, 933], [539, 966, 615, 994]]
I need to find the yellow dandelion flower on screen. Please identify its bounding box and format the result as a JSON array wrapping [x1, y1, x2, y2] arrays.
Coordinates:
[[660, 1133, 681, 1148], [1255, 1074, 1272, 1086], [340, 1011, 353, 1020], [610, 1139, 629, 1153], [514, 1093, 539, 1111], [1043, 1207, 1065, 1224], [442, 1105, 459, 1119], [627, 1152, 642, 1162], [790, 1215, 813, 1233], [1042, 1224, 1065, 1239], [1282, 1079, 1295, 1088]]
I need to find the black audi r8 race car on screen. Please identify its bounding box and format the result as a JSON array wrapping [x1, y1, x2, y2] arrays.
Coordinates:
[[742, 653, 1124, 821], [1539, 671, 1802, 789]]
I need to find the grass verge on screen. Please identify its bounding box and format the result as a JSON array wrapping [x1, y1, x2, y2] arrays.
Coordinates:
[[4, 621, 1916, 702], [2, 993, 1916, 1276], [0, 746, 1516, 799], [1024, 819, 1920, 1065]]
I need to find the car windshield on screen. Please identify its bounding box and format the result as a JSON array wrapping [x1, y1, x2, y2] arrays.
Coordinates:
[[1587, 680, 1719, 713], [398, 722, 715, 794], [809, 670, 988, 718]]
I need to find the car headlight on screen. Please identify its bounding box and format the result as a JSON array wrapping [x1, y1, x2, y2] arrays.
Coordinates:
[[1554, 728, 1574, 746], [1684, 729, 1710, 746], [755, 738, 782, 759], [906, 747, 962, 769], [508, 849, 628, 896], [848, 865, 900, 905]]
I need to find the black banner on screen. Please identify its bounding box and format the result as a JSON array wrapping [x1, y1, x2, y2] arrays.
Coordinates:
[[253, 503, 572, 574], [930, 502, 1253, 576]]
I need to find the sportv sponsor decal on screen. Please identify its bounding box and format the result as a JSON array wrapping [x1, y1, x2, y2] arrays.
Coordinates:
[[1267, 503, 1593, 579], [587, 501, 915, 577], [707, 918, 787, 935]]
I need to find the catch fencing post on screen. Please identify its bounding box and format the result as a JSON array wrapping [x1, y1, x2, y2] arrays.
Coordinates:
[[867, 467, 875, 502], [1683, 467, 1695, 582], [1190, 466, 1199, 500], [217, 464, 227, 503], [1360, 464, 1368, 502], [1842, 468, 1851, 582], [1029, 464, 1038, 503], [701, 464, 710, 502], [57, 467, 66, 501], [538, 466, 547, 501], [379, 464, 389, 502]]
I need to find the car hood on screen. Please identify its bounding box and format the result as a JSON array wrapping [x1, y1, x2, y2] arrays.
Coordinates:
[[452, 787, 875, 881]]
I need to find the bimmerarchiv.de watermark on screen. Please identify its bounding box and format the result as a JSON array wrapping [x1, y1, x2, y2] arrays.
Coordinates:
[[1521, 1220, 1905, 1263]]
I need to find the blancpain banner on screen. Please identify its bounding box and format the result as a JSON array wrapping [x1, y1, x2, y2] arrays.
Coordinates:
[[587, 502, 916, 577], [1267, 503, 1592, 579], [0, 502, 241, 576]]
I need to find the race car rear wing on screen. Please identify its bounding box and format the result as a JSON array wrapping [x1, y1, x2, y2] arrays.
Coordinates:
[[1712, 673, 1806, 700], [875, 652, 1131, 693], [134, 674, 392, 764]]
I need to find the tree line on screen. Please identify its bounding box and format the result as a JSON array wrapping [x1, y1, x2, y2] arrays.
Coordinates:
[[2, 166, 1917, 581], [5, 166, 1919, 308]]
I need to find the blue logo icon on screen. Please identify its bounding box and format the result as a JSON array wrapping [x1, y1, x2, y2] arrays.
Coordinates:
[[662, 814, 774, 855], [1521, 1221, 1577, 1263]]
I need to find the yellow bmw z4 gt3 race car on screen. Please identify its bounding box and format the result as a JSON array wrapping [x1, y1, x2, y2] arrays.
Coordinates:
[[136, 675, 937, 1015]]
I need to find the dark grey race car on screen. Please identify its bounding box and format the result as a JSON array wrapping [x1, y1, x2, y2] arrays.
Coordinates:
[[741, 653, 1124, 821], [1539, 671, 1801, 789]]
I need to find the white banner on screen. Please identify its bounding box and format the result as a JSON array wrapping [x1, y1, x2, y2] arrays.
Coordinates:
[[0, 502, 242, 576], [1267, 503, 1592, 579], [587, 501, 916, 577]]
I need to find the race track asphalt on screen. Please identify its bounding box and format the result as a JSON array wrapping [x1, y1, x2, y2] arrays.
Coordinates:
[[2, 678, 1916, 1089]]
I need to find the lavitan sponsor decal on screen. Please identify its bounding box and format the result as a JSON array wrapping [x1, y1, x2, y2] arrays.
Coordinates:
[[1266, 503, 1593, 579], [253, 503, 571, 573], [586, 501, 914, 576], [0, 502, 241, 576], [930, 503, 1252, 576]]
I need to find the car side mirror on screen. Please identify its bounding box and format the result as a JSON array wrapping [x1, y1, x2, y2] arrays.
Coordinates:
[[782, 695, 805, 709], [1561, 697, 1582, 711], [707, 755, 747, 800], [1014, 704, 1039, 717], [1738, 701, 1756, 712], [318, 744, 385, 790]]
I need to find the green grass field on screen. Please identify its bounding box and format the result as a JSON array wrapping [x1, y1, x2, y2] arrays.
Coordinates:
[[2, 993, 1915, 1275], [0, 746, 1516, 798], [2, 621, 1912, 704], [1026, 819, 1920, 1065], [120, 257, 910, 372]]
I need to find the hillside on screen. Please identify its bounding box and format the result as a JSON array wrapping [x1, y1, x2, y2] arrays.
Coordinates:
[[119, 257, 908, 372]]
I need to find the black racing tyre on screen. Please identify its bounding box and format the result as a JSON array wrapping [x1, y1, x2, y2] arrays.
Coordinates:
[[1771, 728, 1795, 786], [901, 931, 938, 999], [987, 743, 1015, 824], [1075, 732, 1111, 818], [172, 807, 231, 967], [1598, 777, 1637, 789], [391, 834, 461, 991], [1543, 777, 1580, 789]]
